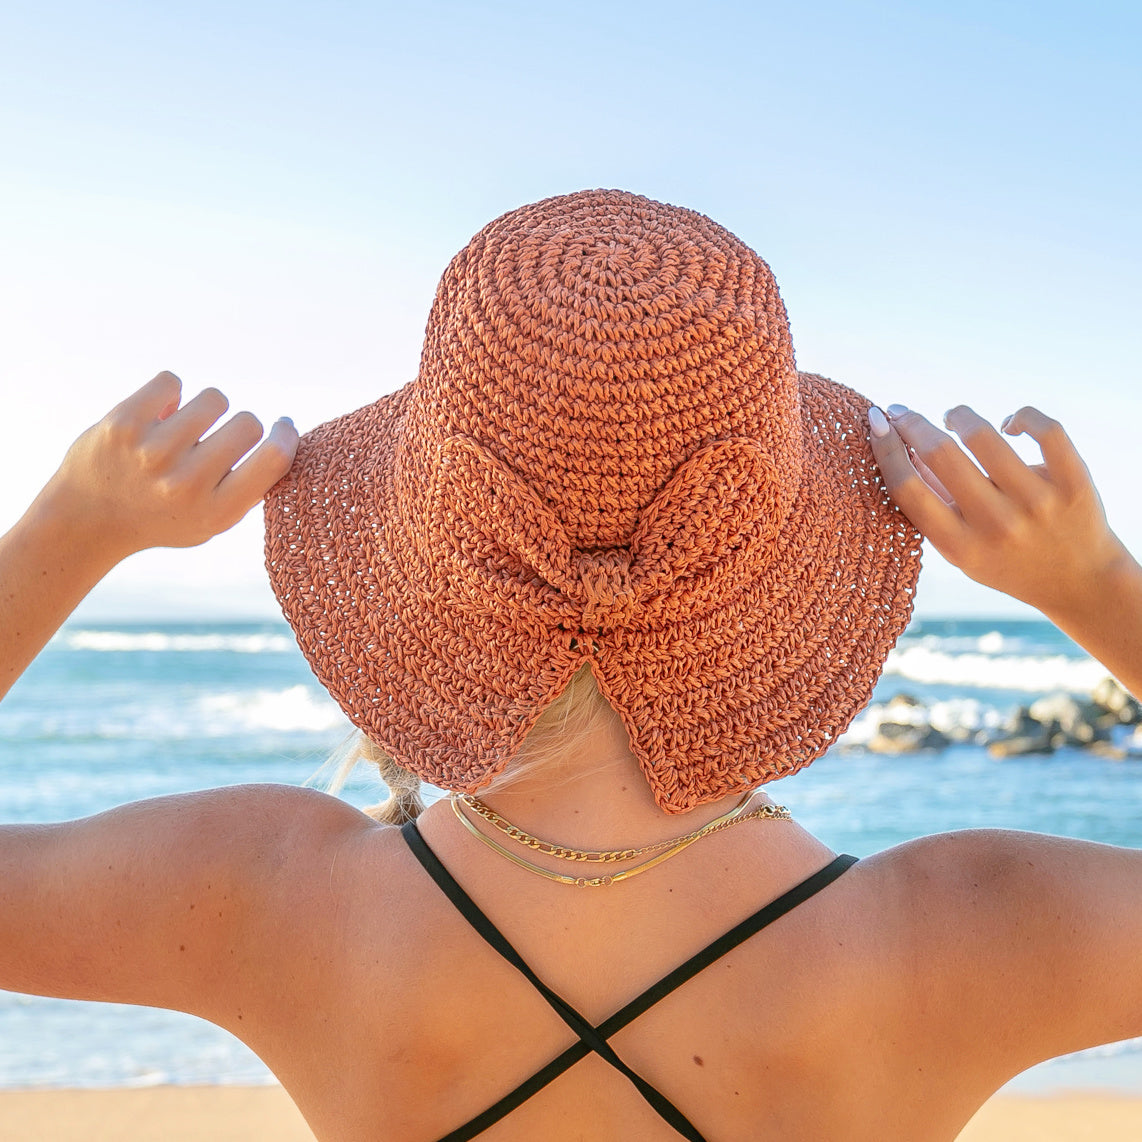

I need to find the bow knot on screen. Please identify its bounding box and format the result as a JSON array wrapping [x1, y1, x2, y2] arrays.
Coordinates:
[[574, 548, 634, 629], [419, 433, 791, 638]]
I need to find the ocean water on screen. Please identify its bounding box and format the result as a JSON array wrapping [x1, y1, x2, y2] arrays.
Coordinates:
[[1, 617, 1140, 1092]]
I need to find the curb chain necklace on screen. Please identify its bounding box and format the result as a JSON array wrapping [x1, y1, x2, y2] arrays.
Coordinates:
[[450, 791, 792, 888]]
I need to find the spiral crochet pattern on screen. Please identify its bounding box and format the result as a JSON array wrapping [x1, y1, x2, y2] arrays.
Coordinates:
[[264, 189, 922, 813]]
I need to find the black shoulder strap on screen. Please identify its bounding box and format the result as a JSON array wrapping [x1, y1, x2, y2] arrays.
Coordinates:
[[596, 851, 860, 1038], [401, 820, 857, 1141]]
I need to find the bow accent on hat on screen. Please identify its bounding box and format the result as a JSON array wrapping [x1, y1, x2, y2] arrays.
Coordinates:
[[420, 434, 793, 632]]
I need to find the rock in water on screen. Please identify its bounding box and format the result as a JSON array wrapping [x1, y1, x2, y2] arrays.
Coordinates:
[[868, 721, 950, 754], [1028, 692, 1112, 746], [1092, 677, 1142, 725], [988, 707, 1058, 758]]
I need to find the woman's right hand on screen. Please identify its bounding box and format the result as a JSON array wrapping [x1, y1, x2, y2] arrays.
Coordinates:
[[868, 402, 1142, 697], [868, 403, 1122, 615]]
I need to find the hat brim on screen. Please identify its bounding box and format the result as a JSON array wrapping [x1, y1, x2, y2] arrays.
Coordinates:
[[264, 370, 920, 813]]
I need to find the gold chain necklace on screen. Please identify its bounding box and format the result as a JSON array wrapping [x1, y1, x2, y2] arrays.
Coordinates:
[[456, 791, 787, 862], [450, 792, 791, 888]]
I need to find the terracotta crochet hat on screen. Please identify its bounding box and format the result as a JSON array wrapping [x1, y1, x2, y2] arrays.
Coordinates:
[[265, 189, 921, 813]]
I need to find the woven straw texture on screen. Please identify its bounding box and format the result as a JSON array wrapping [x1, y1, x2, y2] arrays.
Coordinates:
[[265, 189, 922, 813]]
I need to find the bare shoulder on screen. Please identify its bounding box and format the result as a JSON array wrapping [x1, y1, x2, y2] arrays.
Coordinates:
[[859, 826, 1141, 913], [173, 780, 370, 822], [174, 782, 376, 851], [856, 828, 1142, 1068], [200, 783, 402, 896], [859, 826, 1095, 891], [855, 826, 1142, 958], [88, 782, 383, 887], [0, 783, 382, 1010], [165, 783, 403, 921]]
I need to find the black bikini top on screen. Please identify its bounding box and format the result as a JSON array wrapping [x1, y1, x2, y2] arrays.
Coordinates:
[[401, 820, 858, 1141]]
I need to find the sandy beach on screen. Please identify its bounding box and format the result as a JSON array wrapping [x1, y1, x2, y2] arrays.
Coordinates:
[[3, 1087, 1142, 1140], [0, 1086, 314, 1141]]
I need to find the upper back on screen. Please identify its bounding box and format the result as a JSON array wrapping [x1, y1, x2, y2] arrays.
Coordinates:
[[215, 795, 1131, 1142]]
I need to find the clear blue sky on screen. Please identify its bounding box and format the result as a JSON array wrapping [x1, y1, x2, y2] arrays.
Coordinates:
[[2, 0, 1139, 617]]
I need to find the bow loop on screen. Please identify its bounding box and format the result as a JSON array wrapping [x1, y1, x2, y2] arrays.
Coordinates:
[[630, 438, 788, 596], [425, 436, 575, 596]]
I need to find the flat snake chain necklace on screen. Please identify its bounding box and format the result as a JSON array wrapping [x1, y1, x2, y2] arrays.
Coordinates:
[[450, 791, 792, 888]]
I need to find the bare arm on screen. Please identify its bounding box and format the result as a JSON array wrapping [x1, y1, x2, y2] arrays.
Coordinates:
[[0, 373, 319, 1015], [868, 403, 1142, 697], [867, 404, 1142, 1068]]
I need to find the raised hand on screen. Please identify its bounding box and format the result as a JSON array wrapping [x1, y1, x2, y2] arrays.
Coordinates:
[[44, 371, 298, 560], [1, 373, 298, 699], [868, 402, 1142, 696]]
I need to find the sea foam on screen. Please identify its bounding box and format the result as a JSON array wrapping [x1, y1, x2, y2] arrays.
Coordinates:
[[196, 686, 346, 735], [60, 630, 296, 654], [884, 645, 1109, 693]]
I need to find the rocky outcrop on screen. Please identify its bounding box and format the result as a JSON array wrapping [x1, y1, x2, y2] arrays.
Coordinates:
[[861, 678, 1142, 760], [1091, 678, 1142, 724]]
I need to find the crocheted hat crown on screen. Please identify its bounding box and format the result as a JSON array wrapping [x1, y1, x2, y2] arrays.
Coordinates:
[[265, 190, 921, 812], [399, 192, 802, 550]]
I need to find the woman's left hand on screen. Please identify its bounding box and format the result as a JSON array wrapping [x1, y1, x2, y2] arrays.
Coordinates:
[[44, 371, 299, 560], [1, 373, 298, 700]]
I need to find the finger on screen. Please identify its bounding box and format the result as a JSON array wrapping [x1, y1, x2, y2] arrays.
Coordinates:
[[872, 406, 953, 502], [868, 408, 966, 552], [195, 411, 266, 483], [153, 372, 185, 421], [942, 405, 1051, 511], [913, 453, 954, 505], [886, 405, 1009, 527], [152, 387, 231, 453], [1001, 406, 1092, 497], [110, 372, 183, 428], [212, 418, 299, 528]]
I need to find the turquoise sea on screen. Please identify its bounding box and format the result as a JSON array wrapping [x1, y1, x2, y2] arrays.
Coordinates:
[[1, 617, 1140, 1092]]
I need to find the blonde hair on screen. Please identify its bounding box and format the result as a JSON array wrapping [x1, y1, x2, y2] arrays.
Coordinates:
[[326, 666, 620, 825]]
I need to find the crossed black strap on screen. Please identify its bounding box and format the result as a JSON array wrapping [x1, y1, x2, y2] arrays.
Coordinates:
[[402, 820, 858, 1142]]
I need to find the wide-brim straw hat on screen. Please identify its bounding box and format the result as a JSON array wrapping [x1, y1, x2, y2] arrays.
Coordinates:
[[265, 189, 921, 814]]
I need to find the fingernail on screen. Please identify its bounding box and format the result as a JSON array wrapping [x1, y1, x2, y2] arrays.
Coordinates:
[[886, 403, 909, 418], [942, 409, 955, 428], [278, 416, 295, 429], [1000, 414, 1014, 433], [868, 406, 890, 438]]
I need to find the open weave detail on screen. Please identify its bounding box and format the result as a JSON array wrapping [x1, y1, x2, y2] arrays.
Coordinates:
[[265, 189, 921, 813]]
